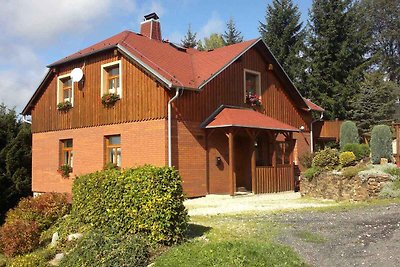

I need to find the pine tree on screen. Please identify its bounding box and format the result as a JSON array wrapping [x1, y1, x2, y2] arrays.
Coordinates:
[[259, 0, 305, 90], [361, 0, 400, 83], [223, 17, 243, 45], [350, 72, 399, 135], [181, 24, 198, 48], [305, 0, 370, 119]]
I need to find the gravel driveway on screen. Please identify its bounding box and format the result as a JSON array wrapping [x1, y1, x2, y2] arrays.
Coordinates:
[[273, 203, 400, 267], [185, 192, 336, 216]]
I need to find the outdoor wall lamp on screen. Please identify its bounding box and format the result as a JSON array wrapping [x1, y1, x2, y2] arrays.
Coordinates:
[[216, 156, 222, 166]]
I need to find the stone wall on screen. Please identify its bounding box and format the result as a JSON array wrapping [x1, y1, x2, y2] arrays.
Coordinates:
[[300, 172, 391, 201]]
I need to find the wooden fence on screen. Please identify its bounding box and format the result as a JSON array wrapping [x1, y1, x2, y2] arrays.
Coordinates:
[[255, 165, 294, 193]]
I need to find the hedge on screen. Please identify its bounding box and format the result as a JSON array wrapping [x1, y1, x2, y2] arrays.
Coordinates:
[[342, 143, 370, 160], [339, 152, 356, 167], [72, 165, 188, 244], [312, 148, 339, 171]]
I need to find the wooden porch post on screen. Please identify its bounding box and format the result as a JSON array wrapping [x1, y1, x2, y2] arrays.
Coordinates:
[[228, 129, 236, 196], [245, 128, 259, 194]]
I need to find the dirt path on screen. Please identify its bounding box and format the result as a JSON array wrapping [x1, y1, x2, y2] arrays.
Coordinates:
[[272, 203, 400, 267]]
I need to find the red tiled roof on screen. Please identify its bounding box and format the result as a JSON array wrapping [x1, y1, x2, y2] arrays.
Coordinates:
[[49, 30, 258, 89], [303, 98, 325, 112], [202, 106, 299, 132]]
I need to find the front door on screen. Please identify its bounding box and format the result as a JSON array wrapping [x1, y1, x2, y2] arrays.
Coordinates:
[[234, 135, 252, 191]]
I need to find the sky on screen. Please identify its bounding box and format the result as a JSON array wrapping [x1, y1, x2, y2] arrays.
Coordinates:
[[0, 0, 312, 113]]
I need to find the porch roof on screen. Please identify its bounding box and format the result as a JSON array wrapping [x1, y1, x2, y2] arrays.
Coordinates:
[[201, 105, 300, 132]]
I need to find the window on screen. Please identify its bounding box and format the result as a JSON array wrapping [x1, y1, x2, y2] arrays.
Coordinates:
[[244, 69, 261, 103], [105, 135, 121, 167], [57, 74, 74, 105], [60, 139, 73, 167], [101, 61, 122, 97], [276, 141, 294, 165]]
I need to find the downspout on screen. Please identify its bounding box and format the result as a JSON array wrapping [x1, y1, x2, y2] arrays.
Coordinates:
[[310, 112, 324, 153], [168, 88, 182, 167]]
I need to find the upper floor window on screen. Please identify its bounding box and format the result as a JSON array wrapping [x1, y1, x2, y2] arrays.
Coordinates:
[[101, 60, 122, 98], [60, 139, 73, 167], [105, 135, 121, 167], [57, 74, 74, 107], [244, 69, 261, 106]]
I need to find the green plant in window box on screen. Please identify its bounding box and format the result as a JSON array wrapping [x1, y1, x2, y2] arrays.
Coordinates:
[[102, 93, 120, 107], [57, 101, 72, 111], [103, 162, 120, 170], [58, 164, 72, 178]]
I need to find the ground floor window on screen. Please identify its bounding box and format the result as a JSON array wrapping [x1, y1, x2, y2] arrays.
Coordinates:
[[105, 135, 121, 167], [60, 139, 73, 167], [276, 141, 294, 165]]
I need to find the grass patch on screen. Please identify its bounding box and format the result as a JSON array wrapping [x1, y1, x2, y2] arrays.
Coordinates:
[[153, 215, 307, 266], [294, 230, 326, 244], [154, 239, 306, 267]]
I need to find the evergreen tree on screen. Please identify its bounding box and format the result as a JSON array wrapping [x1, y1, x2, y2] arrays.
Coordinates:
[[259, 0, 305, 90], [305, 0, 370, 119], [350, 72, 399, 135], [0, 104, 32, 223], [181, 24, 198, 48], [223, 17, 243, 45], [361, 0, 400, 83]]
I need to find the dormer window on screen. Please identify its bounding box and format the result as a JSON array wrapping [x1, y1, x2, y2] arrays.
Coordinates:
[[244, 69, 261, 106], [57, 74, 74, 107], [101, 60, 122, 98]]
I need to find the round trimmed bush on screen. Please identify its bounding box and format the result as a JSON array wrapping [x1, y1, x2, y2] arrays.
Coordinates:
[[340, 121, 359, 149], [312, 148, 339, 170], [339, 152, 356, 167], [370, 125, 393, 164]]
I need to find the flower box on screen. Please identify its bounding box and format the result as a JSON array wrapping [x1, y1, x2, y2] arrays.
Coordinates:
[[102, 93, 120, 107], [57, 101, 72, 111]]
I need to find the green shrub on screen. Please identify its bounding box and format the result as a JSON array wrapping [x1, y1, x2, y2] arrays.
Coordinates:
[[312, 148, 339, 170], [339, 152, 356, 167], [304, 167, 321, 181], [7, 252, 48, 267], [370, 125, 393, 164], [60, 229, 149, 267], [339, 121, 359, 149], [0, 220, 40, 257], [298, 152, 314, 169], [342, 165, 368, 178], [72, 166, 188, 244], [342, 143, 370, 160]]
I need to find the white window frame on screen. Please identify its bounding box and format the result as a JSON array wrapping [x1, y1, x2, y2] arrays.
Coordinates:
[[101, 60, 122, 98], [243, 69, 262, 103], [57, 73, 74, 106]]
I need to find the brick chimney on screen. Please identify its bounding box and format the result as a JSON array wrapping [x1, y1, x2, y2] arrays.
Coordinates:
[[140, 12, 162, 41]]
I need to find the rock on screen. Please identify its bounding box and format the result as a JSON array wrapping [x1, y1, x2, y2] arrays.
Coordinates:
[[67, 233, 83, 241], [49, 253, 64, 266], [50, 232, 59, 248]]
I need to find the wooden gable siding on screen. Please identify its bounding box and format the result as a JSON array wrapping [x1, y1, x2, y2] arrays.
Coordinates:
[[174, 47, 311, 130], [31, 51, 169, 133]]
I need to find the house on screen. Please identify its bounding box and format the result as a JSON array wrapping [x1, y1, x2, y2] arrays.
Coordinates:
[[22, 13, 326, 197]]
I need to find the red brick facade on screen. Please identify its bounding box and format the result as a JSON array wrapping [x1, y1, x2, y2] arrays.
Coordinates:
[[32, 120, 167, 194]]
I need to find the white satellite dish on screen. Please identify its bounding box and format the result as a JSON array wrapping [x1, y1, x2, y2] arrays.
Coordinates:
[[71, 68, 84, 82]]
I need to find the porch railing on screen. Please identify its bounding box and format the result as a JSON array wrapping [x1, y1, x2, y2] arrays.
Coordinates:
[[255, 165, 294, 193]]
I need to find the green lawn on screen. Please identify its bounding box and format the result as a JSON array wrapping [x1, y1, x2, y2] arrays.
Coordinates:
[[154, 215, 307, 267]]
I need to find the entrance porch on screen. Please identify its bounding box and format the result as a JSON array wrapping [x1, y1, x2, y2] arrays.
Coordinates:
[[202, 106, 299, 196]]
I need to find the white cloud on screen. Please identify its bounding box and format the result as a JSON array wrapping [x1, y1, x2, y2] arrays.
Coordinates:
[[0, 0, 122, 45], [198, 12, 224, 39]]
